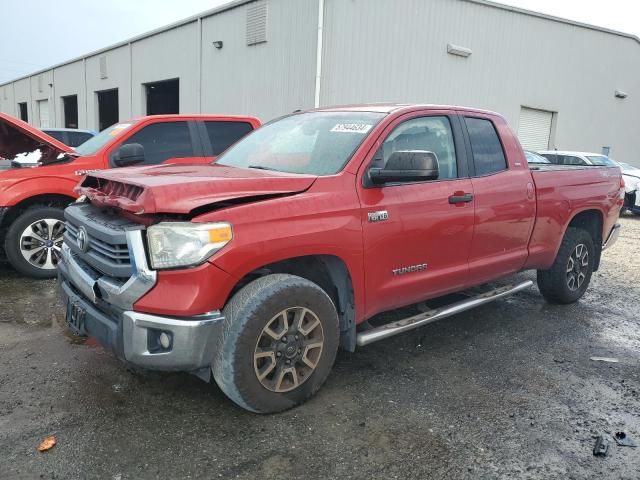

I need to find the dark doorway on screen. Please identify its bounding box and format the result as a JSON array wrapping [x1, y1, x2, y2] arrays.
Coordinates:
[[62, 95, 78, 128], [145, 79, 179, 115], [18, 102, 28, 122], [97, 89, 119, 131]]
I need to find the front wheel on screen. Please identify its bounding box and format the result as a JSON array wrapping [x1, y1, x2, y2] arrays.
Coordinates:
[[213, 274, 339, 413], [537, 227, 595, 304], [4, 206, 66, 279]]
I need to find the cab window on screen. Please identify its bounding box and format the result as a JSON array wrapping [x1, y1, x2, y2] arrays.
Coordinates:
[[464, 117, 507, 176], [119, 121, 194, 165], [371, 116, 458, 180]]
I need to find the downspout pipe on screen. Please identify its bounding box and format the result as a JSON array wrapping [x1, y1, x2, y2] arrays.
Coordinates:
[[314, 0, 325, 108]]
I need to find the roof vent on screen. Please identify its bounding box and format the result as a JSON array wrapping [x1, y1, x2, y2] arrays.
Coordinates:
[[614, 89, 628, 99], [246, 0, 268, 46], [99, 56, 108, 79]]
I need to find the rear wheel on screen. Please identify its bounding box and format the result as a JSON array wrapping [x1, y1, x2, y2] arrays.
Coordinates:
[[213, 274, 339, 413], [4, 206, 65, 279], [537, 227, 595, 304]]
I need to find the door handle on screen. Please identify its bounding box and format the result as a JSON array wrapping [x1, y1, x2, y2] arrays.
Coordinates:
[[448, 193, 474, 204]]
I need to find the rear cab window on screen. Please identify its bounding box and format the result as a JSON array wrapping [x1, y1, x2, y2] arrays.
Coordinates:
[[464, 117, 507, 176], [204, 121, 254, 155]]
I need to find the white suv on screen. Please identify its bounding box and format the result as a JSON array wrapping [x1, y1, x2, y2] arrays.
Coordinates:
[[537, 150, 617, 167]]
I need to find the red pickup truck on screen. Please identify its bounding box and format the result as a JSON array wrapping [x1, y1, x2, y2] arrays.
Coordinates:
[[0, 113, 260, 278], [58, 104, 623, 413]]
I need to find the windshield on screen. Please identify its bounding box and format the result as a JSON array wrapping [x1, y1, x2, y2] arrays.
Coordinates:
[[586, 155, 615, 166], [215, 111, 386, 175], [75, 122, 133, 156]]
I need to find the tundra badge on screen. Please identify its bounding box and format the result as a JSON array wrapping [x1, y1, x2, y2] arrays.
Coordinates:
[[392, 263, 428, 276], [368, 210, 389, 222]]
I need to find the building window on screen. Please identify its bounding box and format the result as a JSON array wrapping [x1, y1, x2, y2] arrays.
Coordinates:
[[62, 95, 79, 128], [145, 79, 179, 115], [18, 102, 28, 122], [96, 89, 119, 131]]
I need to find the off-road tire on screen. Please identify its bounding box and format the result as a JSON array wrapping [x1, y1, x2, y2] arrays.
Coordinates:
[[5, 206, 65, 279], [537, 227, 595, 304], [213, 274, 339, 413]]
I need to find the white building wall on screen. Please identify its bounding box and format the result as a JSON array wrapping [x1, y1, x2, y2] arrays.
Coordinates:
[[52, 60, 87, 128], [131, 22, 200, 115], [85, 45, 132, 130], [320, 0, 640, 161], [0, 0, 638, 162], [200, 0, 318, 120], [0, 84, 15, 117], [29, 70, 54, 128], [12, 79, 31, 121]]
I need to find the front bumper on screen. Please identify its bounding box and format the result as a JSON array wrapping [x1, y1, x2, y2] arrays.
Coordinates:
[[58, 209, 224, 373], [59, 275, 224, 371]]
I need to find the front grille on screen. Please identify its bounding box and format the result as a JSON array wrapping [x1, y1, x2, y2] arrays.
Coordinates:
[[63, 203, 139, 278], [66, 222, 130, 266]]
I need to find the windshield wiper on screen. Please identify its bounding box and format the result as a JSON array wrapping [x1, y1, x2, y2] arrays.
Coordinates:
[[248, 165, 280, 172]]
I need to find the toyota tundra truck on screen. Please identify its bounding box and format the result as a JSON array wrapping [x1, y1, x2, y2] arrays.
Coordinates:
[[0, 112, 260, 278], [58, 104, 623, 413]]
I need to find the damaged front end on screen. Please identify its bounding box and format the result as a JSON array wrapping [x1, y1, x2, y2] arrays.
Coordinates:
[[75, 164, 318, 218]]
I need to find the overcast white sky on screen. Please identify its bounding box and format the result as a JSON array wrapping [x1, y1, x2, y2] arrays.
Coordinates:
[[0, 0, 638, 83]]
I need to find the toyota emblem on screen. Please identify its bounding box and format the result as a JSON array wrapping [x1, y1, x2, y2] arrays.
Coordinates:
[[77, 226, 90, 252]]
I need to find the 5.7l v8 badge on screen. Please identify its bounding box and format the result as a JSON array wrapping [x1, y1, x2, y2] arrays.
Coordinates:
[[368, 210, 389, 222]]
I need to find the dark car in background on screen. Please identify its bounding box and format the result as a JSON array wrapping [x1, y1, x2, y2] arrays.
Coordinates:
[[41, 128, 96, 147]]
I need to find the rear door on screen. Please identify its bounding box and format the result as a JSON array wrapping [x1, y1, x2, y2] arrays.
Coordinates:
[[462, 114, 536, 285], [358, 111, 475, 318]]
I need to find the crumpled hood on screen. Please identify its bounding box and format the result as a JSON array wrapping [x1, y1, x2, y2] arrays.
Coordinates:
[[0, 112, 73, 160], [76, 163, 318, 214]]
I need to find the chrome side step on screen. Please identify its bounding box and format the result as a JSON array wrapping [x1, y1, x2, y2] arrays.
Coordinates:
[[356, 280, 534, 347]]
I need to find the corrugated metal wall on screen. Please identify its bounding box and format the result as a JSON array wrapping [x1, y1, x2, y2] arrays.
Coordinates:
[[0, 0, 638, 162], [200, 0, 318, 120], [320, 0, 640, 162]]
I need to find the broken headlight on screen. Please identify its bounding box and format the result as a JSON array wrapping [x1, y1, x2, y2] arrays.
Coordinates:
[[146, 222, 232, 269]]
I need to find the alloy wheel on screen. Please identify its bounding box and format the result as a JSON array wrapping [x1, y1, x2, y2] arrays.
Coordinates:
[[566, 243, 589, 291], [254, 307, 324, 392], [19, 219, 65, 270]]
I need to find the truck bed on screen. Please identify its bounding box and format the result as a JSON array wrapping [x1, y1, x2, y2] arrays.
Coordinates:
[[525, 165, 622, 270]]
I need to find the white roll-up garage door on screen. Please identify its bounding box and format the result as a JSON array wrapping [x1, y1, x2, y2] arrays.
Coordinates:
[[517, 107, 553, 151], [37, 99, 49, 128]]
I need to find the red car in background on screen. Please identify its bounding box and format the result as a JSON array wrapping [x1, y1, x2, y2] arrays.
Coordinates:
[[0, 113, 260, 278]]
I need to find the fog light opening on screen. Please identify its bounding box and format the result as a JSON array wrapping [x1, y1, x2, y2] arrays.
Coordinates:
[[159, 332, 172, 349]]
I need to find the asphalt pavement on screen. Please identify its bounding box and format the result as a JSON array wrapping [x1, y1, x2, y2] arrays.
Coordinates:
[[1, 215, 639, 479]]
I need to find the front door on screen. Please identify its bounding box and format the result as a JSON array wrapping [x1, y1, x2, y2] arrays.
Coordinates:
[[358, 112, 475, 319]]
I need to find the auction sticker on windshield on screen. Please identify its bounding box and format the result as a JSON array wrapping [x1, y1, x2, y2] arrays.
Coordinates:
[[331, 123, 373, 134]]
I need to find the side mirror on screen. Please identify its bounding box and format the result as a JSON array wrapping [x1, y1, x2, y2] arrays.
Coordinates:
[[369, 151, 439, 184], [113, 143, 145, 167]]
